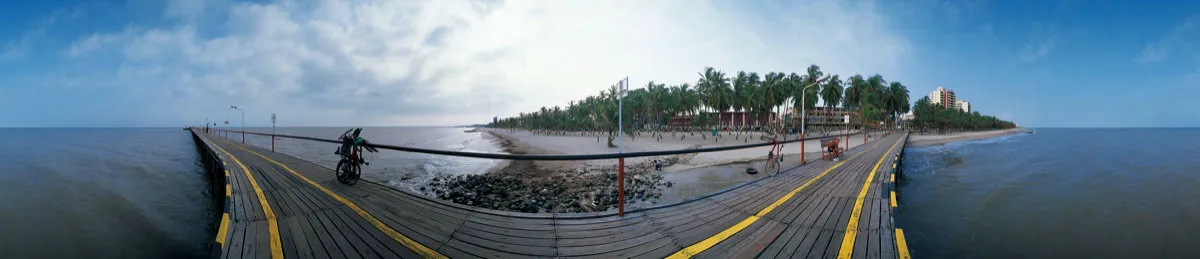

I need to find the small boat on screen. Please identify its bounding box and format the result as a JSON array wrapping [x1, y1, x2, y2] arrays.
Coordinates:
[[463, 128, 479, 133]]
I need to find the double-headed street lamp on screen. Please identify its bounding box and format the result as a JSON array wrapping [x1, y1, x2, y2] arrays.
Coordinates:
[[230, 105, 245, 143]]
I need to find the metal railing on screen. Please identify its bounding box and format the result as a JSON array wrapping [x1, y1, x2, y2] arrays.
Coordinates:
[[198, 127, 885, 216]]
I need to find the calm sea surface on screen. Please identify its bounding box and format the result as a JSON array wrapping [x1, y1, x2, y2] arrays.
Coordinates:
[[897, 128, 1200, 258], [0, 128, 212, 258]]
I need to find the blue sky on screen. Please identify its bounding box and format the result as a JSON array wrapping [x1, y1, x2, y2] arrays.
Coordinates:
[[1, 0, 1198, 127]]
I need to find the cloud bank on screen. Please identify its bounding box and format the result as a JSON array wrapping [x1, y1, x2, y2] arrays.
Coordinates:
[[56, 0, 911, 127]]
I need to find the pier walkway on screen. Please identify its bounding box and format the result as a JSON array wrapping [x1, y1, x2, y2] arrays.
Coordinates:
[[192, 129, 910, 258]]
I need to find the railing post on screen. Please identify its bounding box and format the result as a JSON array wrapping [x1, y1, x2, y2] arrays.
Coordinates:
[[618, 157, 625, 217]]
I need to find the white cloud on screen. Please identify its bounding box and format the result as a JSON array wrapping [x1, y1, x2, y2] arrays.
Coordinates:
[[1018, 35, 1057, 62], [1136, 15, 1199, 63], [60, 0, 912, 126]]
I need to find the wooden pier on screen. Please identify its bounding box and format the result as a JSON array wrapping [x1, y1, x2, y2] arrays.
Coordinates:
[[191, 129, 911, 258]]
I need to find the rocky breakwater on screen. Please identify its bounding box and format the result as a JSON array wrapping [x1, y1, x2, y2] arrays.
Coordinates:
[[425, 157, 679, 213]]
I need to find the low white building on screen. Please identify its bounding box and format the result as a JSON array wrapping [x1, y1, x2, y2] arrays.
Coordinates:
[[955, 100, 971, 113]]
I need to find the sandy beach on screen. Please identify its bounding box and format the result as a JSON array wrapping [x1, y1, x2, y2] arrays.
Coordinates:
[[906, 128, 1027, 148], [484, 128, 883, 173]]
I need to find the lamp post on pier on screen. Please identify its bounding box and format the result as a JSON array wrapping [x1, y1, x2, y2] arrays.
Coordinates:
[[798, 76, 829, 165], [230, 105, 245, 144]]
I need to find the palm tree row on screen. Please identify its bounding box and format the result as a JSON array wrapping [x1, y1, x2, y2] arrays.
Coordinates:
[[907, 97, 1016, 132], [489, 65, 912, 147]]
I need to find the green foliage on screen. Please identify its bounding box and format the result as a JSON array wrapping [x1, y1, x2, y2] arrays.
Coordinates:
[[487, 65, 1013, 139], [908, 96, 1016, 131]]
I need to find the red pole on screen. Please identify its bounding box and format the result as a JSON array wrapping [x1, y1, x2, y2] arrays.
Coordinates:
[[242, 131, 246, 144], [618, 157, 625, 216], [800, 132, 805, 165]]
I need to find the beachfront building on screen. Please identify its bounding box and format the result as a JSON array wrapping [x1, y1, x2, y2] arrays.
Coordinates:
[[668, 111, 775, 127], [956, 100, 971, 113], [800, 106, 855, 129], [900, 111, 915, 121], [929, 87, 956, 108]]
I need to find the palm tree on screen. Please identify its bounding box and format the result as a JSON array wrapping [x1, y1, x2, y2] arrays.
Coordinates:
[[844, 74, 866, 110], [762, 72, 786, 133], [802, 65, 823, 112], [733, 71, 751, 139], [887, 81, 910, 125], [866, 74, 887, 108], [696, 67, 730, 139], [820, 74, 843, 132]]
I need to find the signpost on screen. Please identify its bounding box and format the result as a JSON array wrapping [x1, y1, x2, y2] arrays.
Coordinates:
[[617, 77, 629, 217]]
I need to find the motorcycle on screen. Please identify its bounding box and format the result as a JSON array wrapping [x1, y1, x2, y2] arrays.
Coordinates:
[[334, 128, 378, 185]]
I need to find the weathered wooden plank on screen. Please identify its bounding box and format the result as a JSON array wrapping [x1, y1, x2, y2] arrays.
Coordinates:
[[278, 216, 298, 259], [449, 227, 557, 257], [695, 219, 784, 259], [555, 220, 658, 246], [557, 228, 669, 256], [239, 220, 259, 259], [283, 216, 316, 259], [781, 227, 822, 259], [756, 225, 801, 259], [441, 238, 547, 259], [254, 221, 271, 259], [313, 210, 363, 258], [304, 212, 344, 259], [227, 222, 246, 259], [570, 234, 675, 259], [322, 209, 382, 258]]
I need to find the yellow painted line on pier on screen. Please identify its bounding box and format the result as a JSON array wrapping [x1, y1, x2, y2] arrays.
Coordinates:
[[890, 191, 898, 208], [890, 174, 895, 183], [210, 143, 284, 259], [837, 135, 904, 259], [666, 139, 888, 259], [229, 143, 448, 259], [896, 228, 912, 259]]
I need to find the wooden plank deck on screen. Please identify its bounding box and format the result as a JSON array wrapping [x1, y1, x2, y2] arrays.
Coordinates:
[[192, 129, 909, 258]]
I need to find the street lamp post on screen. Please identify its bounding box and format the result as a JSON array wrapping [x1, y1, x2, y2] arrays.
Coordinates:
[[798, 76, 829, 165], [271, 113, 277, 151], [231, 105, 245, 144]]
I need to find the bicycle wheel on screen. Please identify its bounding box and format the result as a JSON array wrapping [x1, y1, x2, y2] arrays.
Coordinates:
[[345, 163, 360, 185], [336, 159, 352, 184]]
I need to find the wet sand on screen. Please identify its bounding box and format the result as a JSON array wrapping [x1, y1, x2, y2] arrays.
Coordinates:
[[906, 128, 1026, 148]]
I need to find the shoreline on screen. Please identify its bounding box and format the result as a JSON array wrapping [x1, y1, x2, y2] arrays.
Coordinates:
[[905, 128, 1027, 148]]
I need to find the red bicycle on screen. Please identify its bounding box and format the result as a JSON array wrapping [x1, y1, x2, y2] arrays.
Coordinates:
[[334, 128, 378, 185]]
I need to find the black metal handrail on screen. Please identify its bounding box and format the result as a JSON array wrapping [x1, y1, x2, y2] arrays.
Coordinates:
[[201, 127, 866, 160]]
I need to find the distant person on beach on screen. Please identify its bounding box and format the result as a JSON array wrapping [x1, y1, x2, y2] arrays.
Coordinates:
[[655, 160, 662, 171]]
